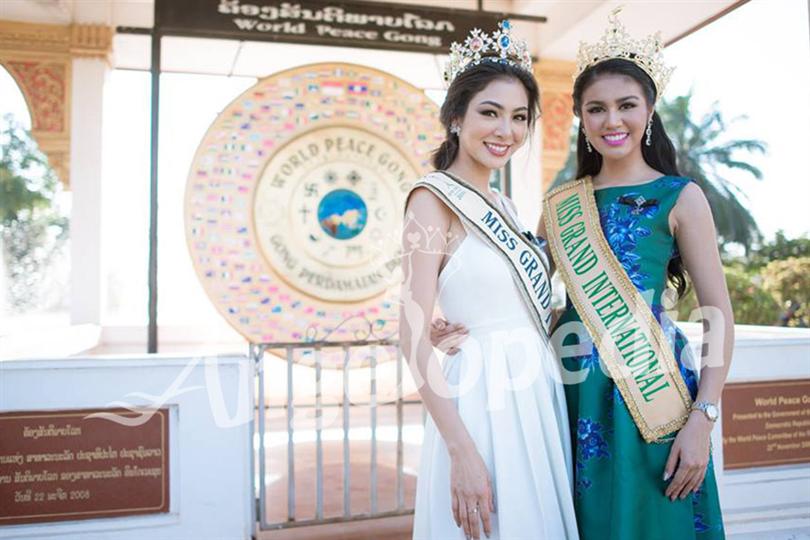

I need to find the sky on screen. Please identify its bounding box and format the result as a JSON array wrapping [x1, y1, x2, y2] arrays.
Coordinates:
[[1, 0, 808, 324], [664, 0, 810, 242]]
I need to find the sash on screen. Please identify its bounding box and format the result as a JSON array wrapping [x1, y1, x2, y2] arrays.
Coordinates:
[[408, 171, 553, 338], [543, 177, 692, 443]]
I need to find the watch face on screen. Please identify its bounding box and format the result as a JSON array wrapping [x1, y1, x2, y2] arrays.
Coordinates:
[[706, 404, 719, 421]]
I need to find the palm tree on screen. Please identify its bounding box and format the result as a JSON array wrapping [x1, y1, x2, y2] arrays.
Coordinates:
[[659, 90, 766, 253], [550, 91, 767, 254]]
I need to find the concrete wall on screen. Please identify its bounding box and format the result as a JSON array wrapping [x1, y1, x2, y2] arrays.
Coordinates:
[[0, 355, 254, 540]]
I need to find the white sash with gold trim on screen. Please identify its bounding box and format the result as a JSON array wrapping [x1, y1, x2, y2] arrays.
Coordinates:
[[544, 177, 692, 443], [409, 170, 553, 338]]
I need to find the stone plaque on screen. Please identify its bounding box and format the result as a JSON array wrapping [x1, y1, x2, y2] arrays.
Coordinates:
[[722, 380, 810, 470], [0, 408, 170, 525]]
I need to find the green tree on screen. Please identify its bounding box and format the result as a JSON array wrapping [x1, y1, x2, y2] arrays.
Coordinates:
[[675, 265, 782, 326], [1, 114, 56, 223], [746, 230, 810, 269], [0, 113, 69, 313], [550, 92, 767, 254], [659, 90, 766, 254], [762, 257, 810, 328]]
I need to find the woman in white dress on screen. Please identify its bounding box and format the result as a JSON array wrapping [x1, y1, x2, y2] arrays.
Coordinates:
[[399, 22, 578, 540]]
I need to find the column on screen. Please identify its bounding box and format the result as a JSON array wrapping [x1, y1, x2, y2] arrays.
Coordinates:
[[534, 59, 577, 194], [69, 56, 109, 324]]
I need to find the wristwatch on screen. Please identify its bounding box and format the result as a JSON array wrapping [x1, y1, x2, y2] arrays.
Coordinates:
[[691, 401, 719, 422]]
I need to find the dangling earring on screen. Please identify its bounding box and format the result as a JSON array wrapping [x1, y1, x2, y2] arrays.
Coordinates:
[[582, 126, 592, 153], [645, 116, 653, 146], [450, 124, 460, 136]]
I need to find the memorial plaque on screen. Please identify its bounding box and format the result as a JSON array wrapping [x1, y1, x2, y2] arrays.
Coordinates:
[[722, 380, 810, 470], [0, 408, 170, 525]]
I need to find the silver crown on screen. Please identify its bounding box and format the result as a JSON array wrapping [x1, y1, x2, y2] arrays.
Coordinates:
[[444, 20, 533, 86]]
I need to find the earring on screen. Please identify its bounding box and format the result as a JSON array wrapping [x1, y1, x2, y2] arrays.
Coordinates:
[[645, 116, 653, 146], [450, 124, 460, 136], [582, 126, 592, 153]]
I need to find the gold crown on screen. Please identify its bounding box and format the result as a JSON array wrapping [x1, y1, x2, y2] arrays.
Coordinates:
[[574, 7, 674, 98], [444, 20, 532, 86]]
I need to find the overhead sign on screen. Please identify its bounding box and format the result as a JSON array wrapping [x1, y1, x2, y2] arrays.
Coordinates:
[[154, 0, 525, 53]]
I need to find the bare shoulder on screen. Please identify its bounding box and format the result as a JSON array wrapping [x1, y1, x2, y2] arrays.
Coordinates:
[[674, 182, 712, 218], [404, 186, 452, 228], [671, 181, 716, 237]]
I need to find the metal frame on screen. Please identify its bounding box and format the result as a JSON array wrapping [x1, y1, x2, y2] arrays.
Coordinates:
[[249, 338, 419, 531], [117, 0, 546, 353]]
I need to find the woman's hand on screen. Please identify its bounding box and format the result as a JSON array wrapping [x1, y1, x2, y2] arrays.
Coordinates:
[[663, 412, 713, 500], [430, 318, 469, 355], [450, 445, 495, 539]]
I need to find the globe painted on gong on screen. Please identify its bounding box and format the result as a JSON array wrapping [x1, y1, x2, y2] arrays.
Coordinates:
[[317, 189, 368, 240]]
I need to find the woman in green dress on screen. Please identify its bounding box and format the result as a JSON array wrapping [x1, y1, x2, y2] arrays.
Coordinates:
[[431, 11, 731, 539], [546, 56, 729, 537]]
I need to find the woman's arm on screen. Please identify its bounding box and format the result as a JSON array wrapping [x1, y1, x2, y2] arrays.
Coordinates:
[[399, 188, 494, 538], [664, 182, 735, 500]]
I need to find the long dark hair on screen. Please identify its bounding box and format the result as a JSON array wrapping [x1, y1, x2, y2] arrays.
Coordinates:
[[572, 58, 688, 298], [432, 60, 540, 170]]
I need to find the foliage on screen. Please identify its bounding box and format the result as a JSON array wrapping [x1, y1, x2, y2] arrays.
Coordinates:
[[0, 114, 58, 224], [0, 113, 69, 313], [745, 231, 810, 269], [659, 91, 766, 254], [761, 257, 810, 327], [675, 265, 781, 326]]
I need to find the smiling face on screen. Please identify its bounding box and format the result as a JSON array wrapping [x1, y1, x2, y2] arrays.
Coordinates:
[[454, 77, 530, 172], [580, 73, 653, 163]]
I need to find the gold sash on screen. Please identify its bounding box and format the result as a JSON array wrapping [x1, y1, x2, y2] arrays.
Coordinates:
[[544, 177, 691, 442], [409, 171, 553, 337]]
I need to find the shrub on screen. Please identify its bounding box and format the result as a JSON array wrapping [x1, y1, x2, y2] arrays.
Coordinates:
[[761, 257, 810, 327], [675, 265, 781, 326]]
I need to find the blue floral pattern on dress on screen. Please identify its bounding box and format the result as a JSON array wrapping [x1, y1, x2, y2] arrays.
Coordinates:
[[692, 486, 709, 533], [575, 417, 610, 497], [612, 385, 625, 406], [599, 194, 659, 289], [581, 348, 601, 372], [667, 177, 691, 191], [651, 303, 700, 399]]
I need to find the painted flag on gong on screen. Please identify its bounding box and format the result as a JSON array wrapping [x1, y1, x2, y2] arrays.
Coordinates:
[[348, 82, 368, 95]]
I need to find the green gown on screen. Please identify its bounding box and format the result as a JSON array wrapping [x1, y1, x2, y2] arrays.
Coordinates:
[[553, 176, 725, 540]]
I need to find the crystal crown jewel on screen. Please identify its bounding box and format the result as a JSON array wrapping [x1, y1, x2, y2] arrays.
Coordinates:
[[575, 7, 674, 98], [444, 20, 533, 86]]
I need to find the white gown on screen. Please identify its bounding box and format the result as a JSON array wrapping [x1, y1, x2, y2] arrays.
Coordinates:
[[411, 194, 579, 540]]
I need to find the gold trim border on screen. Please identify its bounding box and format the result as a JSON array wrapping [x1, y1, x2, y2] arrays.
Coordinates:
[[544, 177, 692, 443]]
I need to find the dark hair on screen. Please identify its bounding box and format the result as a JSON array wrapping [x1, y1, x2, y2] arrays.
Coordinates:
[[572, 58, 688, 298], [432, 60, 540, 170]]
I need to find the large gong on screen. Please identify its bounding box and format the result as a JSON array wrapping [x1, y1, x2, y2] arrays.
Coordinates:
[[184, 62, 442, 348]]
